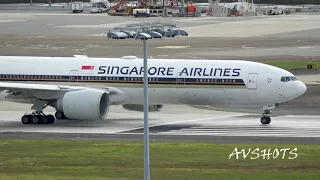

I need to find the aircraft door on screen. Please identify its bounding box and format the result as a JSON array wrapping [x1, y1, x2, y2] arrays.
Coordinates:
[[69, 70, 79, 85], [247, 73, 258, 89]]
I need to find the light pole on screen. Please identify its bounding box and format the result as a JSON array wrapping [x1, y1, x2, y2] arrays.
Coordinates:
[[109, 23, 186, 180], [135, 32, 152, 180]]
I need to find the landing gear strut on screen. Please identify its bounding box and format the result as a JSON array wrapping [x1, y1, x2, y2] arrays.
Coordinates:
[[21, 111, 55, 124], [21, 101, 59, 125], [260, 104, 276, 125], [261, 109, 271, 124]]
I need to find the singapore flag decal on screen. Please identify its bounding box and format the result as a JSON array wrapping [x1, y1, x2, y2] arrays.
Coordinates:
[[81, 65, 94, 74]]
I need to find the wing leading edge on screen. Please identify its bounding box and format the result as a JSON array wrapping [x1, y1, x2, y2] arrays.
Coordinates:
[[0, 82, 124, 103]]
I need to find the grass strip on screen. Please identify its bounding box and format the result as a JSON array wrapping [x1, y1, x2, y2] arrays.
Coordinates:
[[0, 139, 319, 180]]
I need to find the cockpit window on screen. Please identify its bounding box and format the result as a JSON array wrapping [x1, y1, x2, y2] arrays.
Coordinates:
[[290, 77, 297, 81], [281, 76, 298, 82]]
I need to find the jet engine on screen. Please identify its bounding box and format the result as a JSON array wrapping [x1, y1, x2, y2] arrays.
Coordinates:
[[122, 104, 163, 112], [55, 89, 109, 120]]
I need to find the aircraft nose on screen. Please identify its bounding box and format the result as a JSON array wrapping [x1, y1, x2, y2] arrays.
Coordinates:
[[296, 81, 307, 96]]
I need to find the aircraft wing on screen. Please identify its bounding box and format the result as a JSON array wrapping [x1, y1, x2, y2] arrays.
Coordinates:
[[0, 82, 123, 102], [0, 82, 61, 92]]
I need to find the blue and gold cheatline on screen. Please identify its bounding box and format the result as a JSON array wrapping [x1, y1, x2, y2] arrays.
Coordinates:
[[0, 74, 247, 89]]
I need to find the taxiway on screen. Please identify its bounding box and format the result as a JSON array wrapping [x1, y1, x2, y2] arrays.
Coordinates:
[[1, 11, 320, 61]]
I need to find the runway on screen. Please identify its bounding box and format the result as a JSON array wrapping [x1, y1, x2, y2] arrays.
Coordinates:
[[0, 10, 320, 144], [0, 104, 319, 144]]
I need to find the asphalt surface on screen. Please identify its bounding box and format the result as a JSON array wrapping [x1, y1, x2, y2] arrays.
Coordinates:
[[0, 11, 320, 144], [1, 11, 320, 61], [0, 104, 319, 145], [1, 35, 320, 61]]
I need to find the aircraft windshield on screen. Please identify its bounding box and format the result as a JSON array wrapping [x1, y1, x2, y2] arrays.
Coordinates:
[[281, 76, 298, 82]]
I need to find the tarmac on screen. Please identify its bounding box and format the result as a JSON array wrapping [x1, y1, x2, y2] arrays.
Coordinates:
[[0, 104, 319, 145], [0, 10, 320, 144]]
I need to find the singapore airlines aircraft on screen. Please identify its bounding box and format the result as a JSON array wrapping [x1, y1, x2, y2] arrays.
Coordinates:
[[0, 55, 306, 125]]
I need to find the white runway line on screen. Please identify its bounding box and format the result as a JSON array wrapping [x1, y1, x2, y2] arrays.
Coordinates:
[[153, 116, 320, 137], [0, 104, 319, 138], [0, 20, 26, 23], [111, 114, 248, 133]]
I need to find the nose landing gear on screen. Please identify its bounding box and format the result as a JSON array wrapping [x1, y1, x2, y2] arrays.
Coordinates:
[[260, 104, 276, 124], [261, 109, 271, 124]]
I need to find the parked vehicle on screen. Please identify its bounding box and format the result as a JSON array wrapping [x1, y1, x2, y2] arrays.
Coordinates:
[[268, 6, 283, 15], [71, 2, 84, 13]]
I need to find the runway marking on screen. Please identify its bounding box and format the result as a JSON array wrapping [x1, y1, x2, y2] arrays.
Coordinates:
[[155, 122, 320, 137], [297, 46, 313, 49], [242, 45, 255, 49], [89, 34, 106, 36], [158, 132, 320, 137], [0, 20, 26, 23], [203, 105, 225, 110], [176, 17, 222, 22], [112, 114, 247, 133], [156, 46, 190, 49], [113, 114, 320, 138]]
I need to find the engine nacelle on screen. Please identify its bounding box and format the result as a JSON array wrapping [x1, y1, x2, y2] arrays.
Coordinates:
[[55, 89, 109, 120], [122, 104, 163, 112]]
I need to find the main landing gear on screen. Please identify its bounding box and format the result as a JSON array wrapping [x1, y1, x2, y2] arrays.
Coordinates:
[[21, 111, 55, 124], [20, 101, 66, 125], [21, 111, 66, 124]]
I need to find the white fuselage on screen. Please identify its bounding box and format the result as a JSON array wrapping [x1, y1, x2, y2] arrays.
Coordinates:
[[0, 56, 306, 108]]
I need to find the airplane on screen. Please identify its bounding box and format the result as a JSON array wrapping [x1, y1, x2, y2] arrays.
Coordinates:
[[0, 55, 307, 125]]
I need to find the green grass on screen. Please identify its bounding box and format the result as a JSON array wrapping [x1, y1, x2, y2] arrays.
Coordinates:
[[260, 61, 320, 71], [0, 139, 319, 180]]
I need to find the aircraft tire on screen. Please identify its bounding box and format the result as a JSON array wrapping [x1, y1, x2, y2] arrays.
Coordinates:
[[55, 111, 65, 119], [31, 115, 41, 124], [40, 115, 49, 124], [261, 116, 271, 124], [21, 115, 31, 124], [47, 115, 56, 124]]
